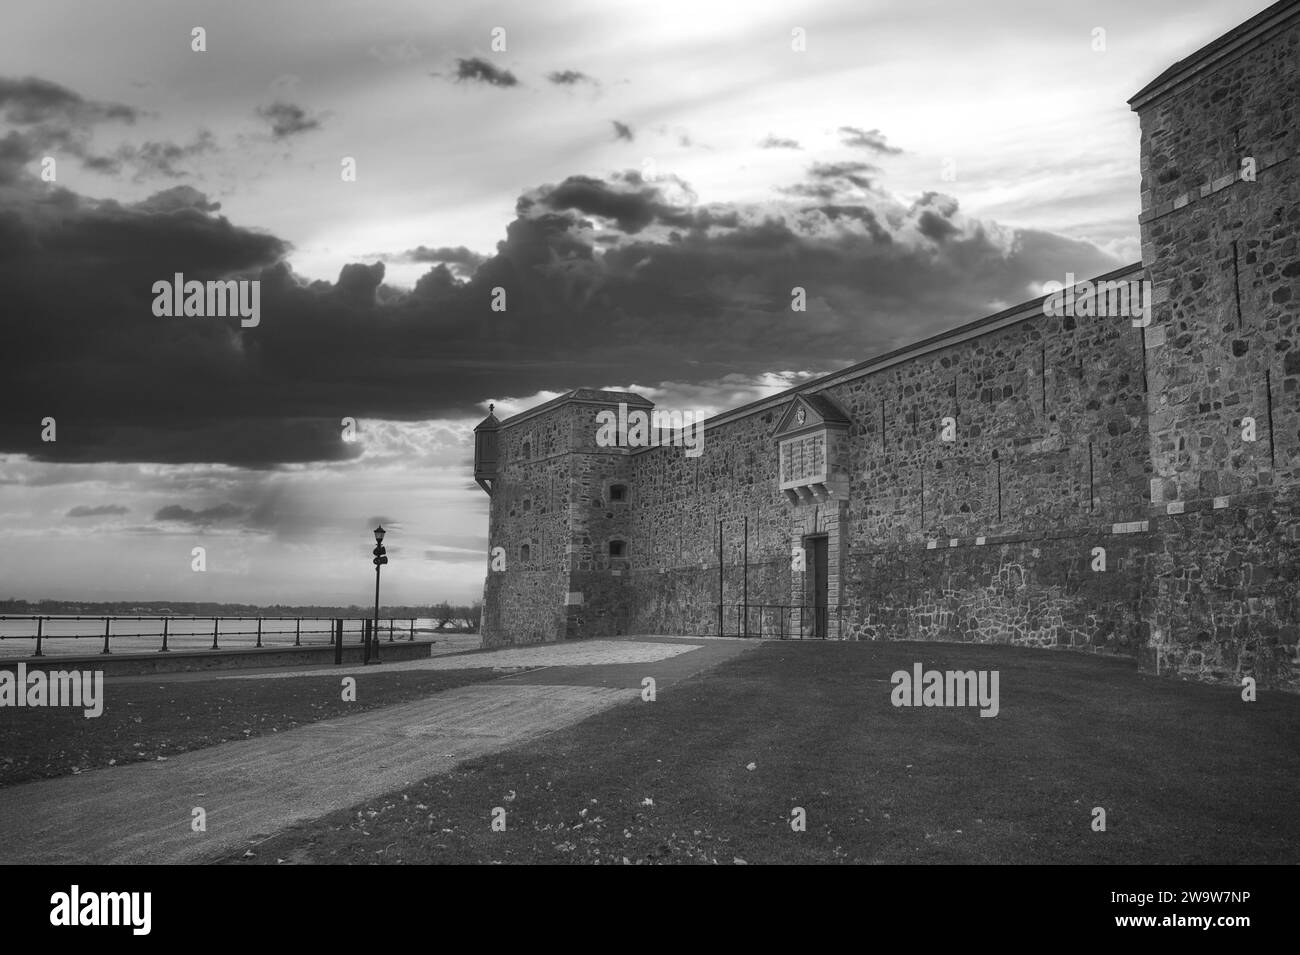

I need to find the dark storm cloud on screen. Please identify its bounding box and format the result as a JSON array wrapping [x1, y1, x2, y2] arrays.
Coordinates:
[[336, 261, 386, 306], [0, 75, 145, 182], [547, 70, 595, 86], [121, 130, 217, 179], [519, 171, 737, 235], [132, 185, 222, 214], [256, 102, 322, 139], [67, 504, 129, 518], [808, 161, 878, 189], [759, 135, 801, 149], [913, 191, 961, 242], [393, 245, 487, 270], [80, 153, 120, 174], [0, 173, 341, 465], [155, 503, 245, 524], [0, 130, 36, 183], [0, 76, 140, 125], [0, 76, 218, 183], [448, 58, 519, 87], [74, 132, 220, 181], [838, 126, 903, 155], [410, 261, 464, 299], [806, 204, 893, 243], [0, 115, 1122, 468], [611, 120, 634, 141], [780, 160, 880, 200]]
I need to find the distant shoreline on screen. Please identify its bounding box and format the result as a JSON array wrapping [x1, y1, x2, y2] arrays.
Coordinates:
[[0, 600, 481, 619]]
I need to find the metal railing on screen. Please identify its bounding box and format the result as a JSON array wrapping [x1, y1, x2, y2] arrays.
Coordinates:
[[0, 615, 423, 657], [719, 603, 846, 640]]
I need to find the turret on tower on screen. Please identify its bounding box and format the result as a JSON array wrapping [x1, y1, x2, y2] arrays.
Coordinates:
[[473, 403, 500, 495]]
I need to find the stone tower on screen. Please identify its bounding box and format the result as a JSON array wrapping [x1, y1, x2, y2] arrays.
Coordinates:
[[474, 389, 651, 646], [1131, 0, 1300, 685]]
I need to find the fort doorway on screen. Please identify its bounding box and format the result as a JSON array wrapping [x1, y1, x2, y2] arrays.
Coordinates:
[[805, 534, 829, 639]]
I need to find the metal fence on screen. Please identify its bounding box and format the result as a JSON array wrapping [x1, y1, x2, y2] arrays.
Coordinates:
[[0, 615, 423, 657], [719, 603, 846, 640]]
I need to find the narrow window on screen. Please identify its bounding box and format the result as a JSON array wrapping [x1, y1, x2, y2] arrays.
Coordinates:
[[520, 543, 531, 563]]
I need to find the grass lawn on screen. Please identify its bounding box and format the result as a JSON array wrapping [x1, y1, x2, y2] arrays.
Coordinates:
[[223, 639, 1300, 865], [0, 666, 505, 787]]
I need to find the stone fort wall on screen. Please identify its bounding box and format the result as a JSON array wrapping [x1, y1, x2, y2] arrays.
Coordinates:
[[1134, 0, 1300, 687], [479, 1, 1300, 690], [622, 264, 1151, 654]]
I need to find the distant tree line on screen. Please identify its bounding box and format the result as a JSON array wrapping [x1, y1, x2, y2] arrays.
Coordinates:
[[428, 601, 483, 631]]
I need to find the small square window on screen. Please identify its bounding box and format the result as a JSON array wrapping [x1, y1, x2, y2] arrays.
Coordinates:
[[609, 484, 628, 502], [609, 540, 626, 558]]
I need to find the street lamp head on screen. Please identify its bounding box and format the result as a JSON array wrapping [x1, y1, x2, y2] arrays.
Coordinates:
[[374, 525, 386, 543]]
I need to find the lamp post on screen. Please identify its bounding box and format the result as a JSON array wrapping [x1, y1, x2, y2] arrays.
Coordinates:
[[370, 525, 387, 664]]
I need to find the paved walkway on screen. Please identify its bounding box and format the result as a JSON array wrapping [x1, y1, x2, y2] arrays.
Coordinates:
[[218, 637, 704, 679], [0, 636, 753, 864]]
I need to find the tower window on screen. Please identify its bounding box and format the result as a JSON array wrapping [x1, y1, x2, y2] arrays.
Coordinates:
[[609, 540, 626, 558], [522, 498, 531, 512], [520, 543, 531, 563], [609, 484, 628, 502], [521, 441, 531, 460]]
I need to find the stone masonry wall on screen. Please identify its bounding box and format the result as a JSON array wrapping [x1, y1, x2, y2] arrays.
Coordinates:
[[480, 403, 580, 646], [483, 399, 638, 645], [563, 446, 635, 639], [623, 277, 1151, 654], [627, 404, 789, 637], [1135, 5, 1300, 687], [481, 4, 1300, 689]]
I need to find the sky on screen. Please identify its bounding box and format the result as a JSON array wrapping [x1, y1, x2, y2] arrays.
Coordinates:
[[0, 0, 1272, 606]]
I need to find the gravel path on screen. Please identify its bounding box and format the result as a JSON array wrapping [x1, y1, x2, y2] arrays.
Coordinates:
[[0, 637, 750, 864], [0, 683, 634, 864]]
